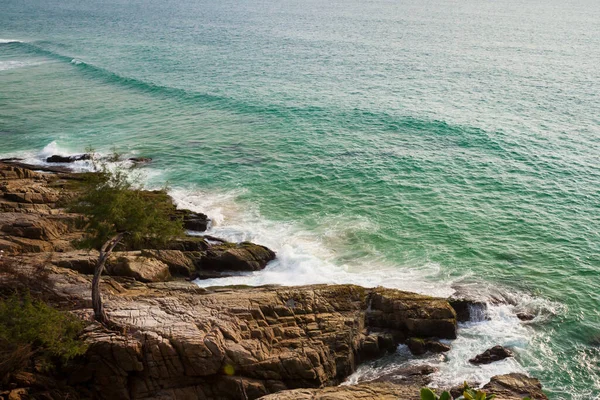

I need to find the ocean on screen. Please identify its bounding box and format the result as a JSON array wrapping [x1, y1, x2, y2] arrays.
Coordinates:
[[1, 0, 599, 397]]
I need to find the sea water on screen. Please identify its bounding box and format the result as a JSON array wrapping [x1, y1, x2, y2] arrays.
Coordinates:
[[1, 0, 599, 397]]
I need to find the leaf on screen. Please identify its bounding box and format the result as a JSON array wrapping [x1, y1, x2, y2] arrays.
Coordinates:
[[421, 388, 439, 400], [439, 391, 453, 400]]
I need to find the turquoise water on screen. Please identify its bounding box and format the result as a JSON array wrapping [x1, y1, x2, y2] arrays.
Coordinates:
[[1, 0, 600, 397]]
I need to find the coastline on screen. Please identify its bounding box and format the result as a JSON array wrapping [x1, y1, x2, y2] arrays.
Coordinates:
[[0, 159, 548, 399]]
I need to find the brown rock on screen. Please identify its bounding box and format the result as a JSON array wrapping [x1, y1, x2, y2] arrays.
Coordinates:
[[258, 382, 420, 400], [28, 273, 456, 399], [108, 252, 171, 282], [406, 337, 450, 355], [449, 298, 488, 322], [483, 373, 548, 399], [141, 249, 196, 278], [470, 345, 513, 365], [198, 241, 276, 274]]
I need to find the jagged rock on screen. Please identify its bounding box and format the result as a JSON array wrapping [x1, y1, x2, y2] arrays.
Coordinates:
[[358, 331, 396, 361], [46, 154, 91, 163], [406, 337, 450, 355], [51, 250, 99, 274], [470, 345, 513, 365], [260, 373, 547, 400], [28, 273, 456, 399], [366, 288, 457, 339], [258, 382, 420, 399], [174, 209, 210, 232], [449, 298, 488, 322], [482, 373, 548, 399], [197, 241, 276, 275]]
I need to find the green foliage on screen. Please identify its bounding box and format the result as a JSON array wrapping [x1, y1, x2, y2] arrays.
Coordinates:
[[0, 292, 88, 363], [421, 387, 453, 400], [420, 383, 500, 400], [69, 150, 184, 250], [461, 382, 495, 400]]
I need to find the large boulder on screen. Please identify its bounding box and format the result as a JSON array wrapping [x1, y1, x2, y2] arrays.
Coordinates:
[[366, 288, 457, 339], [173, 209, 211, 232], [469, 345, 513, 365], [141, 249, 197, 278], [406, 337, 450, 355], [197, 242, 276, 275], [107, 252, 171, 282], [482, 373, 548, 399]]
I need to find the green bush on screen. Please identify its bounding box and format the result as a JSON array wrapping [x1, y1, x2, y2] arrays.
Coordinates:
[[420, 383, 497, 400], [0, 292, 88, 363]]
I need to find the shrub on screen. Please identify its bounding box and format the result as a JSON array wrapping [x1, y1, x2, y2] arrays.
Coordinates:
[[0, 291, 88, 378]]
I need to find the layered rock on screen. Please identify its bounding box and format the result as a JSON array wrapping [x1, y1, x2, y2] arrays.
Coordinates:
[[35, 268, 456, 400], [260, 373, 548, 400]]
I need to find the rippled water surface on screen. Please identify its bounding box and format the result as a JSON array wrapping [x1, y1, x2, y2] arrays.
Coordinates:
[[1, 0, 600, 397]]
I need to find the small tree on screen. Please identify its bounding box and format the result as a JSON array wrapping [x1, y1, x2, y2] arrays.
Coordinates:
[[70, 154, 183, 325]]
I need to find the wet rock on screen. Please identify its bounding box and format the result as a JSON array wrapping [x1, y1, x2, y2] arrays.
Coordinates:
[[128, 157, 152, 163], [46, 154, 92, 163], [358, 331, 396, 361], [367, 288, 457, 340], [516, 312, 535, 321], [483, 373, 548, 399], [372, 364, 438, 386], [469, 345, 513, 365], [449, 298, 488, 322], [197, 241, 276, 274], [406, 337, 450, 355]]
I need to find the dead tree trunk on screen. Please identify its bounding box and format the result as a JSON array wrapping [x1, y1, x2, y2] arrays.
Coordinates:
[[92, 232, 125, 325]]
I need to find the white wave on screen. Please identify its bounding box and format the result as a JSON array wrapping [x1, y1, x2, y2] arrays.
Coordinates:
[[0, 60, 45, 72], [168, 186, 454, 297], [0, 39, 22, 44]]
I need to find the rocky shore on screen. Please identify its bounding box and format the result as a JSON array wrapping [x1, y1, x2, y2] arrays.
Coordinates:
[[0, 161, 547, 399]]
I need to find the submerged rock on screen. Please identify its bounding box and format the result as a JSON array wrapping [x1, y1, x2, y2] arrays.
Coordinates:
[[469, 345, 513, 365]]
